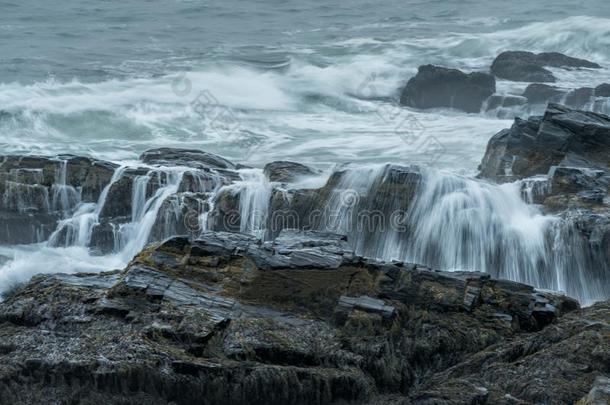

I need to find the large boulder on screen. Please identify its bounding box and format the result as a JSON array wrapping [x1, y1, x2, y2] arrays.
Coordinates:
[[479, 104, 610, 182], [0, 230, 591, 404], [491, 51, 601, 82], [400, 65, 496, 113]]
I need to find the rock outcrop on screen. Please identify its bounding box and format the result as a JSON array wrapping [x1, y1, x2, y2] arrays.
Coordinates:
[[0, 155, 117, 244], [0, 229, 596, 405], [400, 65, 496, 113], [479, 103, 610, 182], [490, 51, 601, 82]]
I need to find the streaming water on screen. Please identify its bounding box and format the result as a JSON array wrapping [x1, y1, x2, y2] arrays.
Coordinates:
[[1, 2, 610, 303]]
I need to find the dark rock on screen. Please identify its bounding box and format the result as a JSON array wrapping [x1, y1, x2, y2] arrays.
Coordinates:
[[263, 161, 319, 183], [522, 83, 566, 104], [565, 87, 596, 108], [208, 187, 242, 233], [0, 230, 593, 404], [596, 83, 610, 97], [491, 51, 601, 82], [336, 295, 396, 319], [577, 376, 610, 405], [479, 104, 610, 181], [140, 148, 237, 170], [400, 65, 496, 113], [485, 94, 527, 110]]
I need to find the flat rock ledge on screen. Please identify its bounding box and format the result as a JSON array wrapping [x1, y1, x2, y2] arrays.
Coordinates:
[[0, 229, 606, 405]]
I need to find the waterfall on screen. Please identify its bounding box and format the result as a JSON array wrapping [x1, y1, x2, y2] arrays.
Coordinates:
[[229, 169, 272, 239], [50, 160, 80, 214], [314, 165, 607, 304], [48, 166, 127, 248], [115, 169, 185, 259], [48, 165, 185, 260]]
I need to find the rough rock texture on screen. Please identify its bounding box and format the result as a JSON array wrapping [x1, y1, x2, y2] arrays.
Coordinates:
[[479, 103, 610, 182], [140, 148, 237, 170], [0, 230, 593, 405], [0, 155, 118, 244], [263, 161, 318, 183], [491, 51, 601, 82], [400, 65, 496, 113]]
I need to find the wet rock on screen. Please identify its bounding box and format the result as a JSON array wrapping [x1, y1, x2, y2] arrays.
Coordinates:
[[0, 230, 594, 404], [0, 155, 119, 244], [208, 187, 242, 233], [263, 161, 319, 183], [596, 83, 610, 97], [577, 376, 610, 405], [479, 104, 610, 182], [400, 65, 496, 113], [336, 295, 396, 319], [565, 87, 596, 108], [140, 148, 237, 170], [522, 83, 566, 104], [485, 94, 527, 110], [491, 51, 601, 82]]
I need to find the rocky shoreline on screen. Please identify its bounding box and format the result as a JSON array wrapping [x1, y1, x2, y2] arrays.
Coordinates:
[[3, 230, 608, 404], [0, 53, 609, 402], [400, 50, 609, 116]]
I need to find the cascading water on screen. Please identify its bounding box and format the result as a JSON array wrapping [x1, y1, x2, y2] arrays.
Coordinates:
[[294, 164, 608, 304], [223, 169, 272, 239], [50, 160, 80, 214], [48, 166, 186, 261], [48, 166, 127, 248], [115, 169, 185, 259]]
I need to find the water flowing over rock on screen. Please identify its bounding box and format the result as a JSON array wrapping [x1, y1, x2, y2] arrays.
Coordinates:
[[490, 51, 601, 82], [0, 155, 117, 244], [400, 65, 496, 113], [1, 230, 598, 405], [2, 143, 607, 304]]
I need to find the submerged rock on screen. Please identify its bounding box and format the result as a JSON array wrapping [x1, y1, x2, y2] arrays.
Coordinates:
[[400, 65, 496, 113], [491, 51, 601, 82], [0, 230, 590, 404]]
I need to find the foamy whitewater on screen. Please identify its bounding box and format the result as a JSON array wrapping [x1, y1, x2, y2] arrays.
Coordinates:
[[1, 1, 610, 303]]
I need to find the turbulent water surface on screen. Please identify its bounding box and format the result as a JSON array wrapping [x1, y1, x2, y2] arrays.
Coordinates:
[[1, 1, 610, 302]]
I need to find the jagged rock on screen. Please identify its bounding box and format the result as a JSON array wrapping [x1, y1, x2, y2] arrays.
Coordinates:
[[336, 295, 396, 319], [479, 104, 610, 181], [0, 155, 118, 244], [140, 148, 237, 170], [491, 51, 601, 82], [577, 376, 610, 405], [208, 187, 242, 233], [263, 161, 318, 183], [400, 65, 496, 113], [0, 230, 592, 404]]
